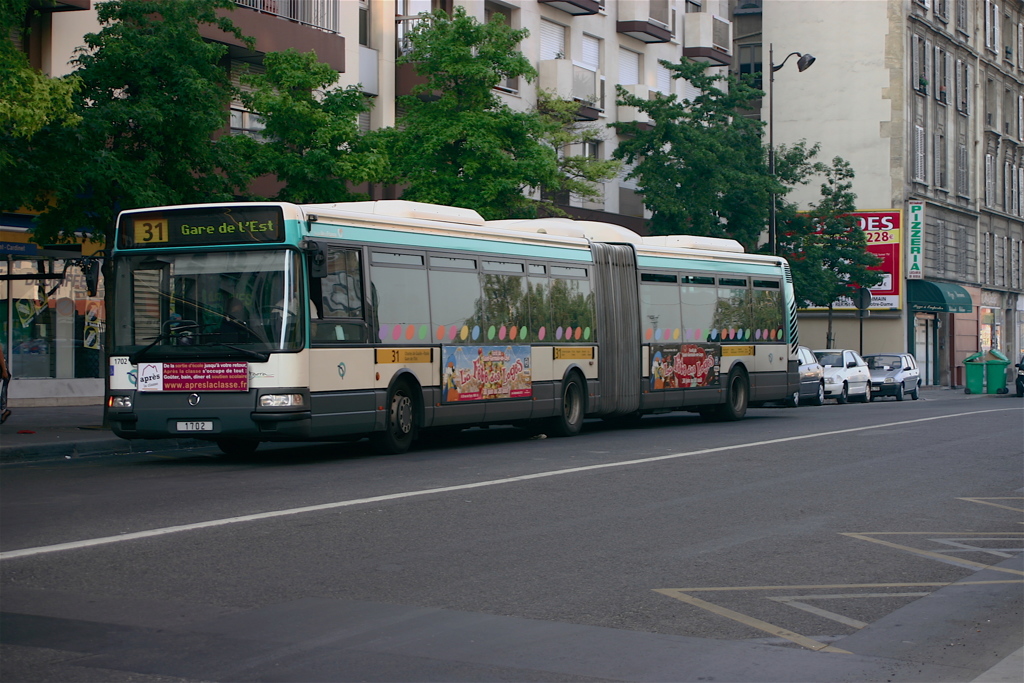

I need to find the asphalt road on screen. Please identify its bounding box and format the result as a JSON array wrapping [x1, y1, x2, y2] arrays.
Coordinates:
[[2, 392, 1022, 682]]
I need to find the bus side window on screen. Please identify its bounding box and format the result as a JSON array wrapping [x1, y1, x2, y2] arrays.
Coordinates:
[[312, 247, 368, 344]]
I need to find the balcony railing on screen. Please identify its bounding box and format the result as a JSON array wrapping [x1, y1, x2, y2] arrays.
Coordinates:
[[396, 14, 430, 56], [234, 0, 339, 34]]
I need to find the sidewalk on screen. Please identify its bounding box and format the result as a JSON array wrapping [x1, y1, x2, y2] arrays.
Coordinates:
[[0, 403, 205, 462], [1, 385, 1016, 464]]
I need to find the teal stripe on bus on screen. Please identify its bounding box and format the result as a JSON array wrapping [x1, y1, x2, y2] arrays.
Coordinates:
[[308, 225, 594, 262], [637, 254, 783, 276]]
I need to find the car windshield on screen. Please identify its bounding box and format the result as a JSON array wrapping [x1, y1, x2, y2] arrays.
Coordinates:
[[814, 351, 843, 367], [866, 355, 902, 370], [112, 249, 304, 361]]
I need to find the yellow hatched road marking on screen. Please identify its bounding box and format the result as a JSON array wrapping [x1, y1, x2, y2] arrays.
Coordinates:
[[653, 589, 852, 653], [841, 533, 1024, 575]]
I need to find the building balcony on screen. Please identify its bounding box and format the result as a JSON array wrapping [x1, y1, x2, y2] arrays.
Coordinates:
[[617, 84, 651, 126], [200, 0, 344, 72], [538, 0, 601, 16], [682, 13, 731, 66], [616, 0, 672, 43], [538, 59, 603, 118]]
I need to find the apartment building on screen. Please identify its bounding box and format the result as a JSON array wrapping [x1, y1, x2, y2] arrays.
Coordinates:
[[733, 0, 1024, 386], [4, 0, 731, 403]]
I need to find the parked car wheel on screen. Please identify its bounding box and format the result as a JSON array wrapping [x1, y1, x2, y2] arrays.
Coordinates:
[[811, 382, 825, 406], [895, 383, 905, 401], [836, 382, 849, 404], [784, 390, 800, 408], [855, 381, 871, 403], [910, 384, 920, 400]]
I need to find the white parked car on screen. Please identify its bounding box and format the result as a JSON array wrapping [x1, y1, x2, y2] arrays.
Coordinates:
[[813, 349, 872, 404]]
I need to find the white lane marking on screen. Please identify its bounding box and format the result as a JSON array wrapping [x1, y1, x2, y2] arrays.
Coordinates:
[[2, 407, 1018, 561]]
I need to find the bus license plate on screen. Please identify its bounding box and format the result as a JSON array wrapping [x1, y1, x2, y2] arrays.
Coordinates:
[[176, 421, 213, 432]]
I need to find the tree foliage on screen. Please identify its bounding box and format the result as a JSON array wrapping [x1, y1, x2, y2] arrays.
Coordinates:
[[381, 7, 561, 220], [613, 57, 774, 251], [1, 0, 248, 246], [533, 91, 620, 216], [0, 0, 80, 146], [234, 48, 385, 203]]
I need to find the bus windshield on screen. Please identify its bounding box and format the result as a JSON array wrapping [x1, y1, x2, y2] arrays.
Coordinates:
[[112, 249, 304, 360]]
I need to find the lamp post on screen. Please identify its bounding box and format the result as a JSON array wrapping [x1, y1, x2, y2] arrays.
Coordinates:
[[768, 44, 815, 255]]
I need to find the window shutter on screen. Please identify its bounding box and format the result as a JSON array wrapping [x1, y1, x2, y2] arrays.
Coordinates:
[[581, 34, 600, 71], [945, 52, 953, 102], [955, 58, 963, 111], [619, 48, 641, 86], [680, 78, 700, 103], [966, 63, 972, 115], [924, 40, 932, 94], [656, 63, 671, 94], [934, 45, 942, 100], [986, 153, 994, 205], [913, 35, 921, 89], [915, 125, 926, 181], [540, 20, 565, 61]]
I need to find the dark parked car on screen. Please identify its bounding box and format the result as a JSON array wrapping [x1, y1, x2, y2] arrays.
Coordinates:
[[785, 345, 825, 407], [864, 352, 920, 401], [1016, 355, 1024, 397]]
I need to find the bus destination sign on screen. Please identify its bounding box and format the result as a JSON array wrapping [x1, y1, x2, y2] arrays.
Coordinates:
[[119, 206, 285, 248]]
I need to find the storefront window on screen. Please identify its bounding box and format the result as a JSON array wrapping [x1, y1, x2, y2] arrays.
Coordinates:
[[979, 306, 1001, 353], [1, 257, 105, 379]]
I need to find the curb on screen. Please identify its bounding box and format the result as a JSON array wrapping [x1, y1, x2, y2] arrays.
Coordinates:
[[1, 436, 208, 463]]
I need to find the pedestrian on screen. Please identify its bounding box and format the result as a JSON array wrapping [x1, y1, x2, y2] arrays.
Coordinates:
[[0, 342, 10, 425]]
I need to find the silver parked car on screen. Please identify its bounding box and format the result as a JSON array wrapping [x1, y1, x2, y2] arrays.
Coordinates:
[[785, 345, 825, 406], [813, 349, 872, 404], [864, 353, 920, 401]]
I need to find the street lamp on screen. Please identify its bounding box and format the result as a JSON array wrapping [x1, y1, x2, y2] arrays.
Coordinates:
[[768, 44, 815, 255]]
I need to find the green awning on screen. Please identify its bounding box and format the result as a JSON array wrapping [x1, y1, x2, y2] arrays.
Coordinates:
[[907, 280, 973, 313]]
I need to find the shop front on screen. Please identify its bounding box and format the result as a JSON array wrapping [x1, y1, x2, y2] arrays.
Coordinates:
[[905, 279, 974, 388], [1, 220, 106, 406]]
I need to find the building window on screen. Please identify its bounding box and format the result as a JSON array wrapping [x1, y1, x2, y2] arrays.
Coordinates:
[[738, 43, 762, 89], [485, 2, 519, 92], [956, 0, 969, 34], [912, 35, 931, 94], [985, 153, 995, 206], [935, 47, 950, 104], [985, 0, 1000, 53], [359, 0, 370, 47]]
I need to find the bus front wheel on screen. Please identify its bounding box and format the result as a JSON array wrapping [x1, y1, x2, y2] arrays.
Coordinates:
[[547, 374, 585, 437], [371, 381, 417, 454]]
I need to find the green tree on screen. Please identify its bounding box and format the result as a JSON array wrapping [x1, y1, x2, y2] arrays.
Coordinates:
[[1, 0, 250, 247], [613, 57, 774, 251], [533, 91, 620, 216], [776, 157, 883, 347], [234, 48, 385, 203], [0, 0, 80, 149], [382, 7, 561, 219]]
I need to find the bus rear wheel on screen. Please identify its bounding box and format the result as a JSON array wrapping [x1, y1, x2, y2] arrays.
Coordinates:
[[547, 374, 585, 437], [708, 369, 748, 421], [371, 381, 417, 454]]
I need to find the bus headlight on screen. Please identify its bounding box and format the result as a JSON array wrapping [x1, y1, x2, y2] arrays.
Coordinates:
[[260, 394, 305, 407], [108, 395, 133, 408]]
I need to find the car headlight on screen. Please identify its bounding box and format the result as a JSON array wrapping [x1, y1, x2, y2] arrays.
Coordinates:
[[260, 393, 305, 407], [884, 377, 895, 383], [827, 374, 840, 384]]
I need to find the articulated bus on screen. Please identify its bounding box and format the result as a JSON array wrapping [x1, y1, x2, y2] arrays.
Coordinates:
[[107, 200, 800, 456]]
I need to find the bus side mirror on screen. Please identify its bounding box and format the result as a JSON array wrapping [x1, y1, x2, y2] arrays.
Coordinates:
[[301, 240, 328, 279]]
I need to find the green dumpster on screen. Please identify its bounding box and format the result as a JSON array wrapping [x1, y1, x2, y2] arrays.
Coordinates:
[[964, 352, 985, 394], [963, 350, 1010, 394], [984, 349, 1010, 394]]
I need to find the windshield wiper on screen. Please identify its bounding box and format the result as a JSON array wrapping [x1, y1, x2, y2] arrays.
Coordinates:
[[212, 342, 270, 363]]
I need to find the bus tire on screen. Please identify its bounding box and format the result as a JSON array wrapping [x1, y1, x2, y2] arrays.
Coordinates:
[[715, 369, 749, 421], [216, 438, 259, 458], [547, 374, 585, 437], [371, 380, 418, 454]]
